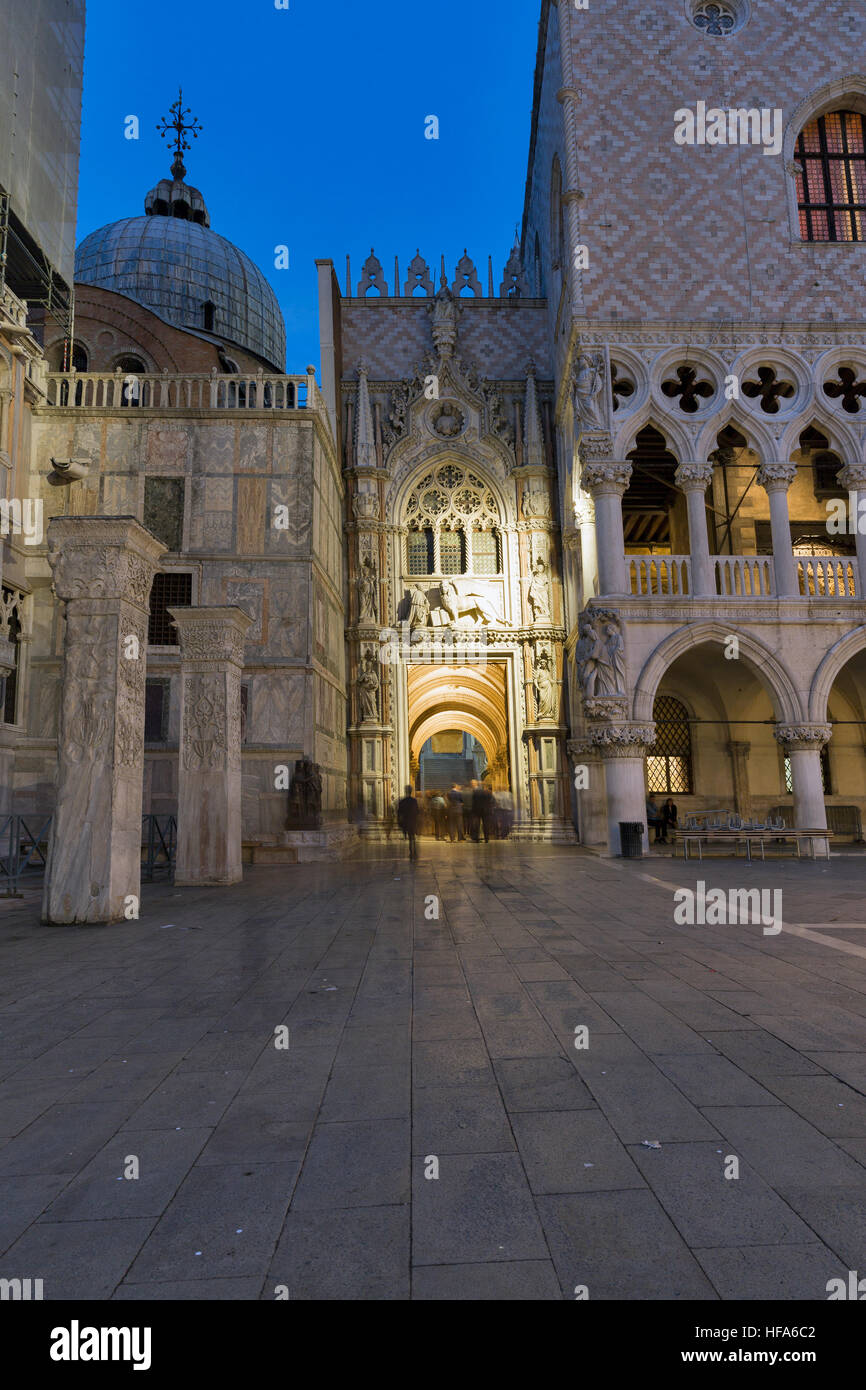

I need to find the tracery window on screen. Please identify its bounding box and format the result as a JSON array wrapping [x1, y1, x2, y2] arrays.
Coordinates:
[[404, 464, 501, 576], [646, 696, 694, 795], [796, 110, 866, 242]]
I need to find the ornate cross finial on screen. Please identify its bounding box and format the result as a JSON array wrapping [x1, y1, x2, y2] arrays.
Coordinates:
[[156, 87, 203, 180]]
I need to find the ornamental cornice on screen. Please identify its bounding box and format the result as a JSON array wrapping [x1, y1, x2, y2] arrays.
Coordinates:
[[578, 433, 614, 463], [583, 694, 629, 722], [773, 723, 832, 750], [569, 324, 866, 350]]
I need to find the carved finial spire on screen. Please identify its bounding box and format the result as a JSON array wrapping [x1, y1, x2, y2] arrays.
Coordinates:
[[523, 362, 544, 468], [156, 86, 203, 181], [355, 363, 376, 469]]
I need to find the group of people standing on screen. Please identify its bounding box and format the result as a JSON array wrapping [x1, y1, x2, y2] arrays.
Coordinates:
[[394, 781, 515, 859]]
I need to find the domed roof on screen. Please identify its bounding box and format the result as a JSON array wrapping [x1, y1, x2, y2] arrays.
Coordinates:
[[75, 166, 286, 371]]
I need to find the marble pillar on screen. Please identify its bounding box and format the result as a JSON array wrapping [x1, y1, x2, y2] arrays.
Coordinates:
[[591, 723, 655, 857], [727, 741, 752, 820], [675, 461, 715, 597], [839, 463, 866, 596], [581, 460, 632, 596], [170, 606, 253, 886], [42, 517, 166, 924], [758, 462, 798, 598], [567, 738, 606, 845], [774, 723, 831, 857], [574, 494, 598, 602]]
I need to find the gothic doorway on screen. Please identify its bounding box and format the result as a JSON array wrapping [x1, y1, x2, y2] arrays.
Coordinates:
[[405, 662, 512, 794]]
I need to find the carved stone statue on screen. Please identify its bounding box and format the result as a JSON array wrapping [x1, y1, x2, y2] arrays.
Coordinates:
[[356, 651, 380, 723], [287, 757, 323, 829], [574, 352, 608, 430], [533, 645, 558, 721], [407, 585, 430, 630], [440, 577, 504, 628], [522, 486, 551, 521], [357, 556, 378, 622], [527, 556, 551, 622], [430, 280, 459, 357], [575, 610, 625, 699], [598, 617, 626, 695]]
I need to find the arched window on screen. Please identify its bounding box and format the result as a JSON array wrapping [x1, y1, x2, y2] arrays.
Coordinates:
[[647, 696, 693, 794], [70, 342, 88, 372], [203, 300, 216, 331], [534, 232, 544, 296], [404, 464, 501, 576], [796, 109, 866, 242]]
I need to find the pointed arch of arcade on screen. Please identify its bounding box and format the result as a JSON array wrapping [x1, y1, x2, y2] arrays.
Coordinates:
[[407, 663, 509, 773], [632, 622, 803, 725], [809, 626, 866, 722]]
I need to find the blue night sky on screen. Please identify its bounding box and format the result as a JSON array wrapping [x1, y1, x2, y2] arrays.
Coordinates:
[[76, 0, 541, 371]]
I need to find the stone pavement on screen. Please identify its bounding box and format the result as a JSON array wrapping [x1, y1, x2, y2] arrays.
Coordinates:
[[1, 841, 866, 1300]]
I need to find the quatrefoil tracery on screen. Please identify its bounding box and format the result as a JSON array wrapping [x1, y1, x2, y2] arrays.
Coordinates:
[[823, 366, 866, 415], [741, 366, 795, 414], [661, 365, 715, 413]]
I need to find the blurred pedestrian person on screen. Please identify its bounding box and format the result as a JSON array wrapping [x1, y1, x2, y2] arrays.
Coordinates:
[[397, 785, 420, 861], [430, 791, 447, 840], [447, 784, 464, 841]]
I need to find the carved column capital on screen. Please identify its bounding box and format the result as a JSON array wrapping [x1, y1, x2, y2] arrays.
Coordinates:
[[47, 516, 166, 609], [757, 461, 797, 493], [674, 460, 715, 493], [838, 463, 866, 490], [168, 606, 253, 668], [589, 721, 656, 757], [773, 723, 832, 751], [581, 459, 632, 496]]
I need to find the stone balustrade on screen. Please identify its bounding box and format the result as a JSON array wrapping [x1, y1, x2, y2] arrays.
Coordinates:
[[713, 555, 775, 598], [626, 551, 860, 601], [44, 370, 321, 413], [796, 555, 859, 598]]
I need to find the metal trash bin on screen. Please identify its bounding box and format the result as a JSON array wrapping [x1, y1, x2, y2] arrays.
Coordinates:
[[619, 821, 644, 859]]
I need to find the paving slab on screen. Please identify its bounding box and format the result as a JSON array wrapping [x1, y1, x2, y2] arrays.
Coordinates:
[[411, 1152, 549, 1266], [268, 1205, 409, 1300]]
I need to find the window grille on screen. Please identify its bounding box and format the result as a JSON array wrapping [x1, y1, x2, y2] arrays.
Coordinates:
[[796, 110, 866, 242], [646, 696, 694, 794], [148, 572, 192, 645]]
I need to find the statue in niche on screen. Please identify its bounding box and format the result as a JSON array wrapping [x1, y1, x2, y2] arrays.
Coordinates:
[[431, 280, 459, 357], [357, 556, 378, 622], [356, 650, 380, 723], [407, 585, 431, 629], [533, 645, 558, 721], [522, 485, 551, 520], [287, 757, 323, 829], [527, 556, 551, 622], [574, 352, 608, 430]]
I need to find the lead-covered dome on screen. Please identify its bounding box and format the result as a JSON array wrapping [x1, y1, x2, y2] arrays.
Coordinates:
[[75, 165, 286, 371]]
